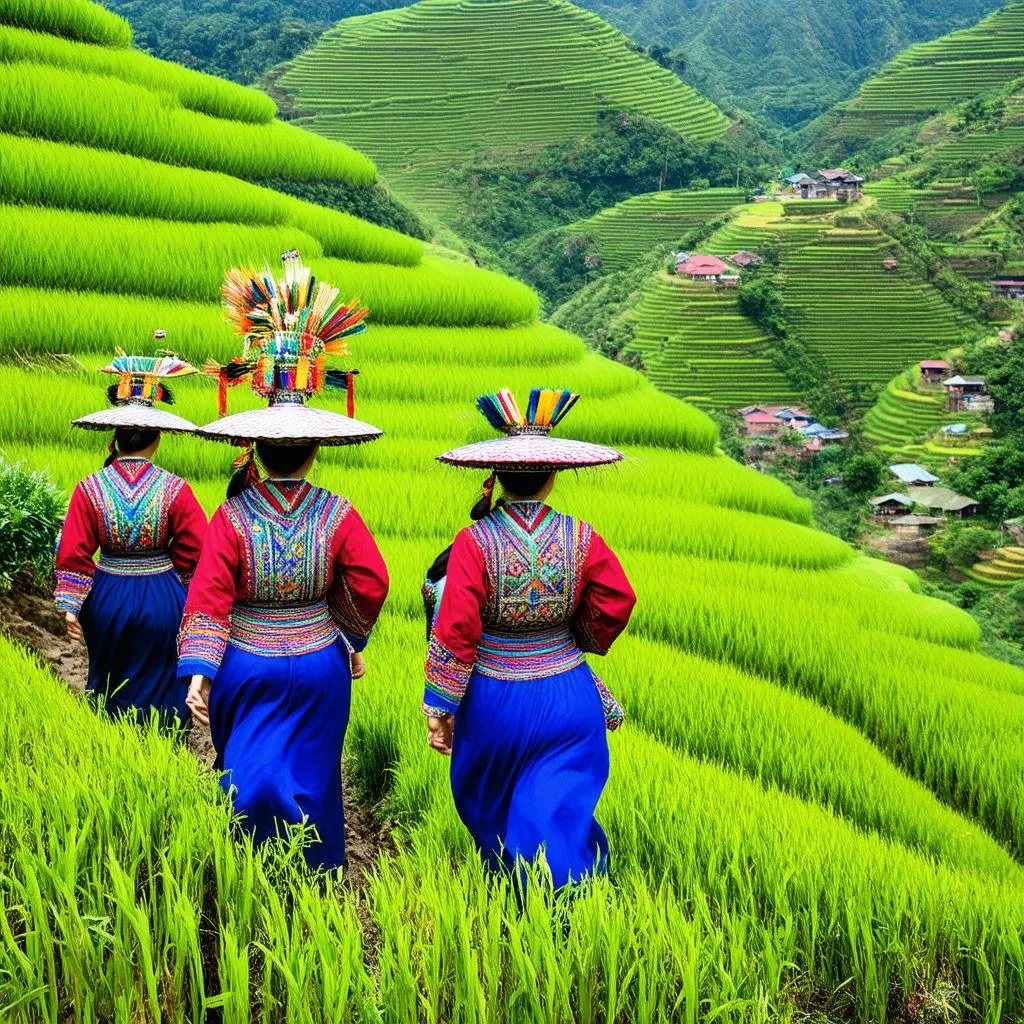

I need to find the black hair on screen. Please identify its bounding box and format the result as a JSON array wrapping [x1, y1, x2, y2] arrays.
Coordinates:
[[496, 470, 554, 498], [226, 441, 319, 499], [104, 427, 159, 468]]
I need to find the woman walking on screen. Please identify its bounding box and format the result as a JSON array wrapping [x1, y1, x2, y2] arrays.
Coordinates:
[[55, 352, 206, 725], [179, 254, 389, 871], [423, 388, 635, 888]]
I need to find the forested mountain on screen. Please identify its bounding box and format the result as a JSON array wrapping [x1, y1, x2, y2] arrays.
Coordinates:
[[582, 0, 1004, 128], [102, 0, 1004, 127]]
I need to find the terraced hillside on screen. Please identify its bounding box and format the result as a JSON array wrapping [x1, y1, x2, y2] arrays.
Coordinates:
[[567, 187, 744, 270], [811, 3, 1024, 158], [274, 0, 730, 218], [626, 201, 972, 406], [6, 3, 1024, 1021]]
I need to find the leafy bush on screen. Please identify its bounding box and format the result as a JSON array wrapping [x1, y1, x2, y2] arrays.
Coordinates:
[[0, 457, 64, 591]]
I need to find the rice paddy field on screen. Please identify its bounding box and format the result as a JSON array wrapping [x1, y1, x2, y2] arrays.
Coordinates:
[[811, 3, 1024, 155], [566, 187, 746, 271], [5, 2, 1024, 1022], [625, 201, 972, 407], [272, 0, 731, 219]]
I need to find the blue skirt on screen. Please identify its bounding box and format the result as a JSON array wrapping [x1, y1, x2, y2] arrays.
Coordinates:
[[450, 662, 610, 888], [79, 567, 189, 727], [209, 638, 352, 871]]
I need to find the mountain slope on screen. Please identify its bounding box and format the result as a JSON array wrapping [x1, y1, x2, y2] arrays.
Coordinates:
[[810, 3, 1024, 159], [273, 0, 730, 218], [4, 1, 1024, 1020]]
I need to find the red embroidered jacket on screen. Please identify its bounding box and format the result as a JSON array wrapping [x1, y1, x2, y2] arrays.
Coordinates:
[[54, 457, 207, 616], [423, 500, 635, 721], [177, 479, 389, 680]]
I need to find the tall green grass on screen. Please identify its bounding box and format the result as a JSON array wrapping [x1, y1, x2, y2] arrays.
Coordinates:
[[0, 209, 528, 322], [0, 24, 274, 123], [0, 62, 375, 185], [0, 135, 422, 266], [0, 0, 130, 48]]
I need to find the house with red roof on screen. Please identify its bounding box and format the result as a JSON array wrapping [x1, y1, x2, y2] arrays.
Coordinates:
[[730, 251, 762, 268], [919, 359, 950, 383], [676, 254, 731, 282]]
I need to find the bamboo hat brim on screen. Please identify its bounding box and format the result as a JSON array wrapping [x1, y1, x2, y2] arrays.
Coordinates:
[[197, 404, 382, 446], [73, 406, 198, 435], [437, 434, 622, 471]]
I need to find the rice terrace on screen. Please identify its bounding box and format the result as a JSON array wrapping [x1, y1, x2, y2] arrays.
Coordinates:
[[4, 0, 1024, 1021]]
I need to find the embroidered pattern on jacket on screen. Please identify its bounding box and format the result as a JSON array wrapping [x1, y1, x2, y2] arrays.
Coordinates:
[[424, 633, 474, 712], [178, 610, 231, 672], [468, 503, 592, 628], [80, 462, 183, 553], [222, 484, 351, 603], [54, 570, 94, 615]]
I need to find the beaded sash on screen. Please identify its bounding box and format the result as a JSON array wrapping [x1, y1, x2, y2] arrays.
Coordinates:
[[229, 600, 340, 658], [475, 625, 585, 681], [97, 552, 175, 576]]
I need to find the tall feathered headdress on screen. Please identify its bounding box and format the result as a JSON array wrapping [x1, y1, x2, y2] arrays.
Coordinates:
[[209, 250, 367, 416]]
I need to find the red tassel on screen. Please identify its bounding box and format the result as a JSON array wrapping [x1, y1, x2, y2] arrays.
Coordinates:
[[231, 443, 261, 486], [482, 471, 496, 503], [217, 369, 229, 418], [346, 371, 355, 418]]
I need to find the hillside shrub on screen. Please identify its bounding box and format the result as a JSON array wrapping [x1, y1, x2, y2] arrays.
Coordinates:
[[932, 525, 1001, 569], [0, 457, 63, 591]]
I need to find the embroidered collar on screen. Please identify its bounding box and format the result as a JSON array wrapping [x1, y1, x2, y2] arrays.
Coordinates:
[[501, 501, 551, 533], [255, 478, 313, 515], [112, 457, 154, 485]]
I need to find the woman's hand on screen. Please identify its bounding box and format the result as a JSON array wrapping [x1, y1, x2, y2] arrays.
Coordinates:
[[186, 674, 211, 726], [351, 652, 366, 680], [64, 612, 84, 644], [427, 715, 454, 756]]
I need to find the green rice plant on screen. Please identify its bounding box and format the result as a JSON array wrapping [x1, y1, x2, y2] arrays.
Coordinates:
[[0, 62, 375, 185], [0, 209, 526, 322], [0, 24, 274, 123], [0, 456, 64, 590], [0, 0, 130, 48], [607, 634, 1022, 881], [0, 135, 422, 266]]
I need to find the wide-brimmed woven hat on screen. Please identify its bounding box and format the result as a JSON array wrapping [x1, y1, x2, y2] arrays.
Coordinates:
[[437, 388, 622, 471], [198, 251, 382, 447], [72, 346, 199, 435]]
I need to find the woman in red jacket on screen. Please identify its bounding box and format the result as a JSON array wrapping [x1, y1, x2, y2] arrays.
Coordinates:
[[55, 353, 206, 726], [424, 388, 635, 888], [179, 254, 389, 872]]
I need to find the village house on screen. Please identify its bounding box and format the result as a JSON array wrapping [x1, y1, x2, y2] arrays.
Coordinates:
[[789, 168, 865, 200], [919, 359, 951, 383], [890, 514, 943, 536], [992, 278, 1024, 299], [890, 463, 939, 487], [942, 375, 988, 412], [907, 486, 979, 518], [730, 251, 762, 268], [870, 493, 914, 516], [741, 411, 783, 436], [882, 257, 899, 271], [676, 253, 732, 283], [720, 273, 741, 289]]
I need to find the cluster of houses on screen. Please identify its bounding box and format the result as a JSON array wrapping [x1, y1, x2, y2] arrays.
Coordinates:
[[673, 250, 762, 287], [739, 405, 848, 452], [784, 168, 865, 201], [917, 360, 992, 412], [992, 278, 1024, 300], [870, 463, 979, 534]]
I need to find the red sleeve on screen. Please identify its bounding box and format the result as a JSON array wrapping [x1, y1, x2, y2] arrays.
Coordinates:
[[177, 508, 240, 680], [327, 507, 389, 651], [573, 531, 636, 655], [168, 483, 208, 585], [423, 528, 487, 716], [54, 484, 100, 615]]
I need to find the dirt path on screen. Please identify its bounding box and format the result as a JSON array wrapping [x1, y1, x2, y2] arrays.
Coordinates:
[[0, 581, 390, 886]]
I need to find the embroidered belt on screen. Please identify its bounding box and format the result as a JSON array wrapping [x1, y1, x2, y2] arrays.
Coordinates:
[[229, 600, 340, 657], [97, 551, 175, 576], [475, 625, 585, 681]]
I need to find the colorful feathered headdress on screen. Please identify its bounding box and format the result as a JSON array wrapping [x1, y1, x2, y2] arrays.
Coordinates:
[[209, 250, 367, 417], [101, 343, 197, 409], [477, 388, 580, 436], [435, 387, 622, 472]]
